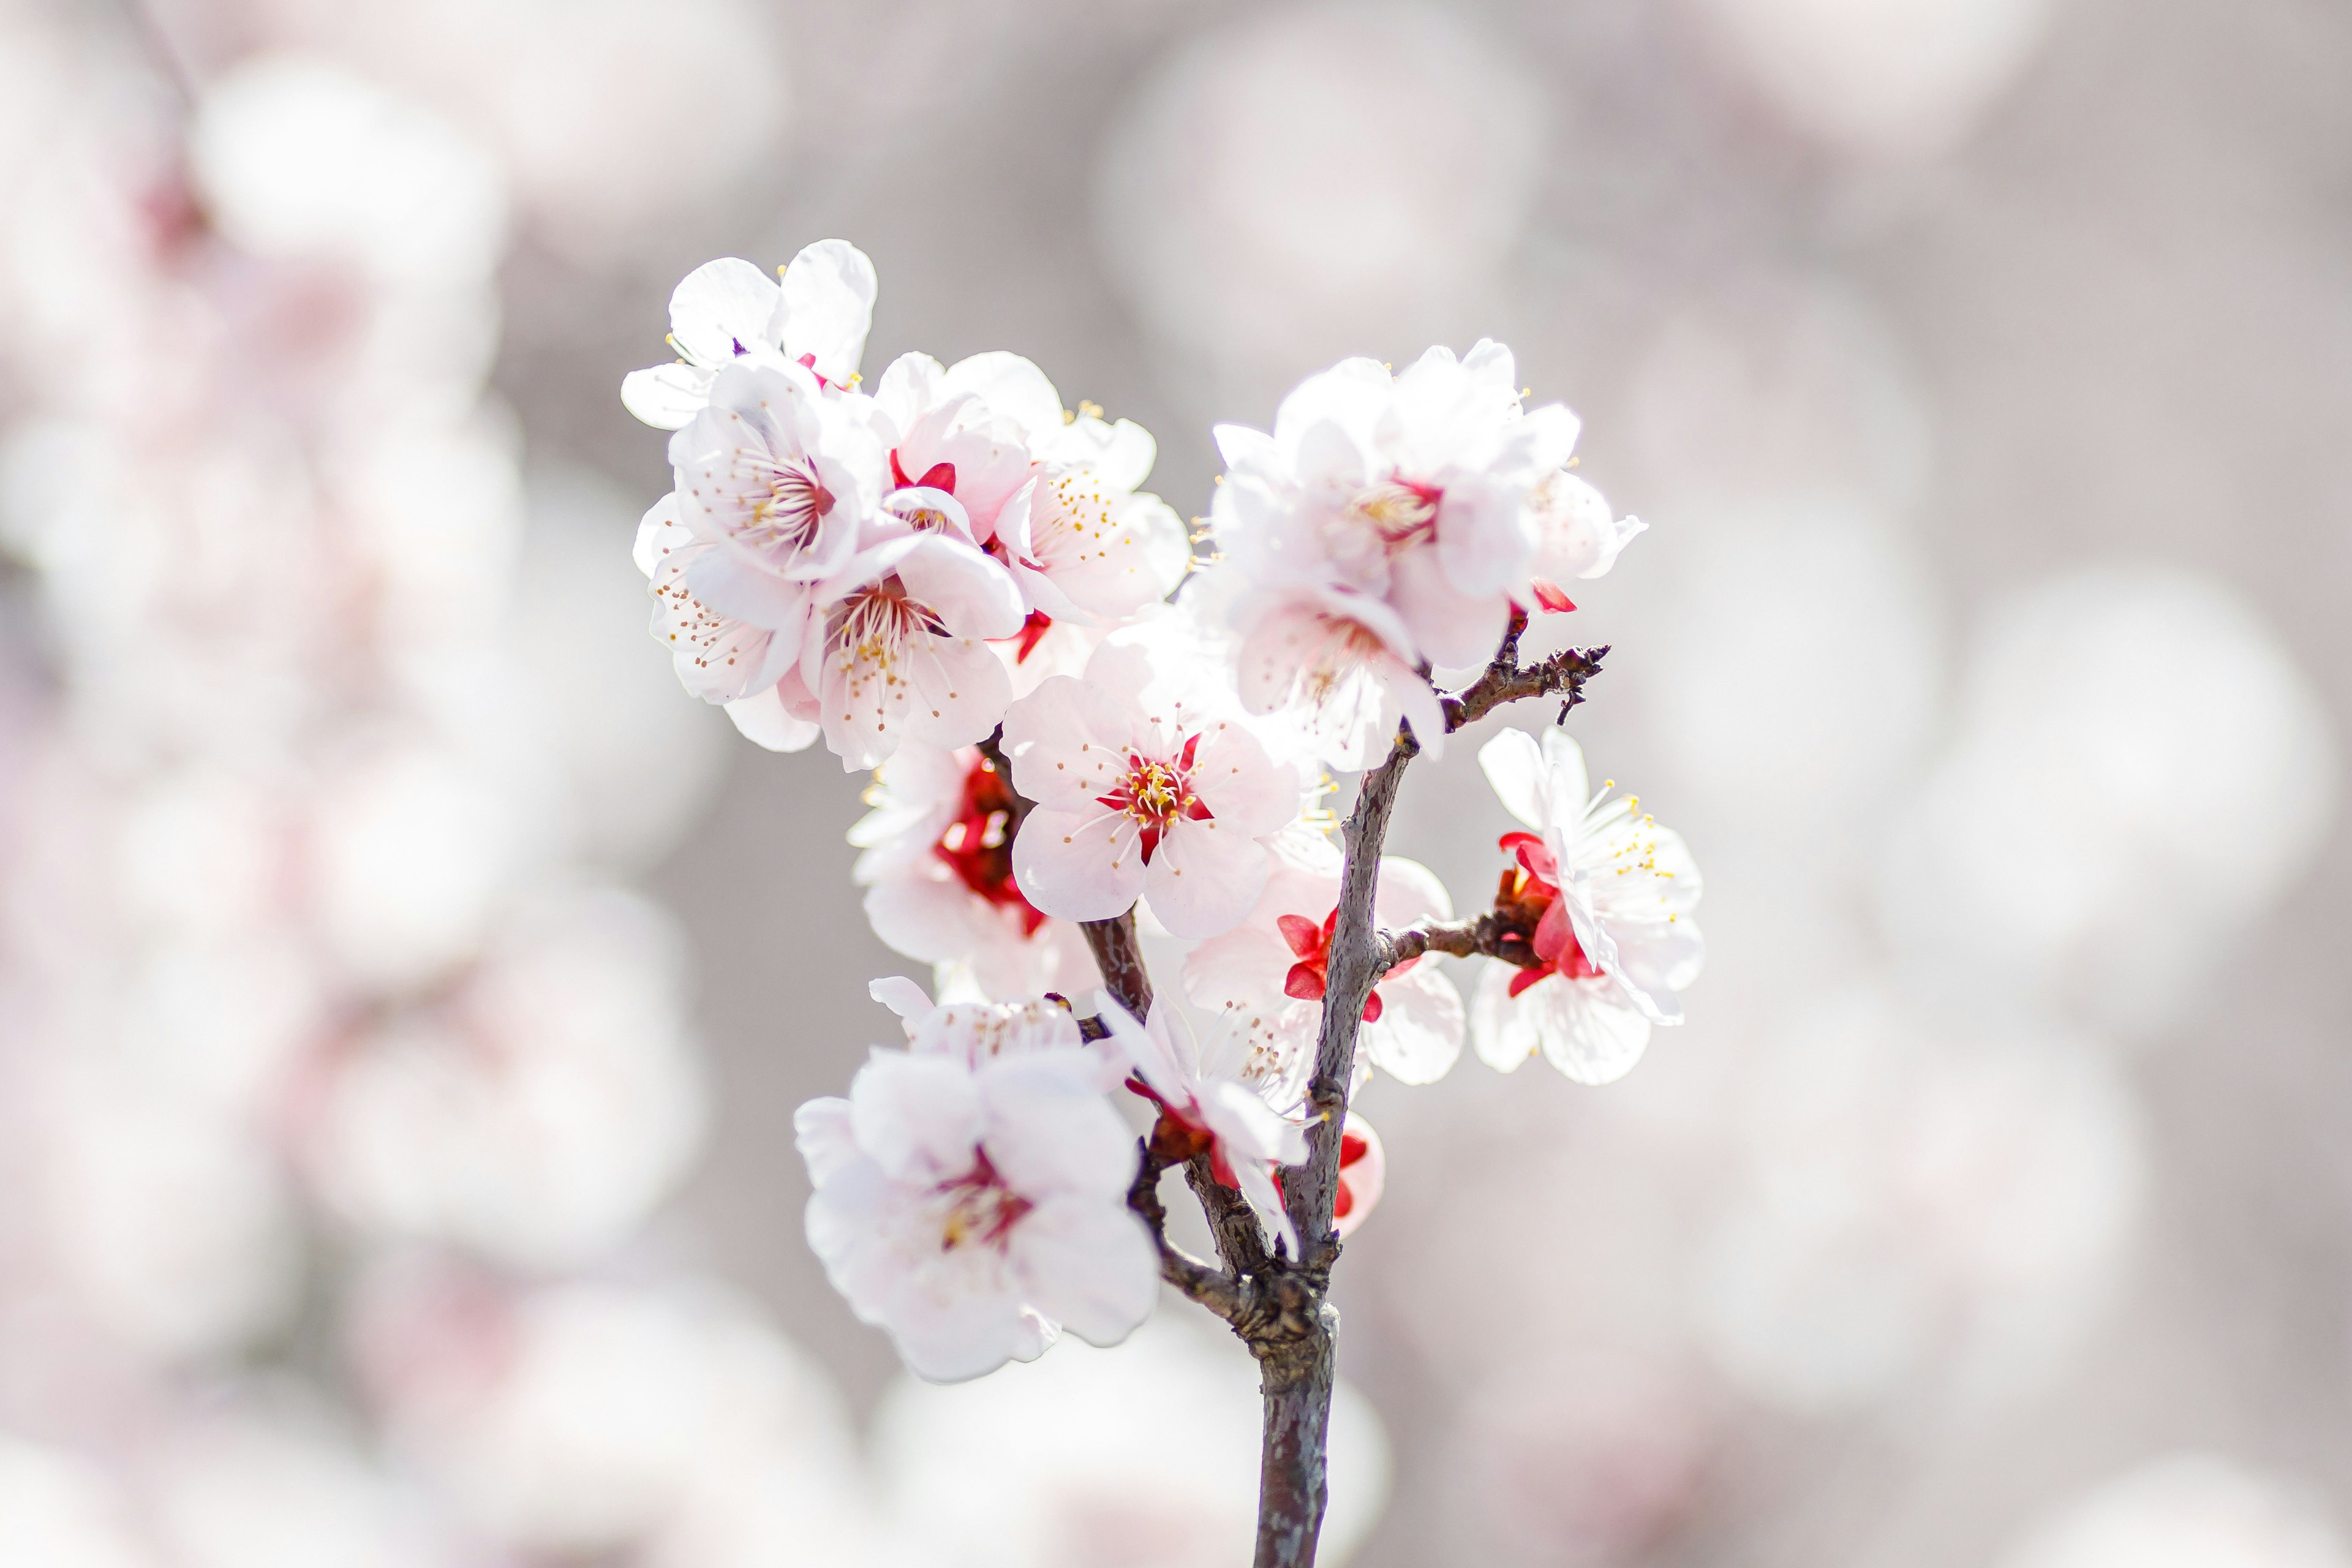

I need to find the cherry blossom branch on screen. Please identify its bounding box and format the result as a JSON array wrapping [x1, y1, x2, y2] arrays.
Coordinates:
[[1250, 617, 1610, 1568], [1442, 624, 1610, 731]]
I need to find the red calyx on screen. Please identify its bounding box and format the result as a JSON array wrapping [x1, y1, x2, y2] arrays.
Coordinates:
[[1277, 907, 1382, 1020], [889, 450, 957, 494], [1529, 579, 1577, 614], [1010, 610, 1053, 663]]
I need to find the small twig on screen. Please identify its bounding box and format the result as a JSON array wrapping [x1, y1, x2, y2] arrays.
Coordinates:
[[1378, 913, 1545, 973], [1129, 1142, 1250, 1323], [1442, 614, 1608, 733]]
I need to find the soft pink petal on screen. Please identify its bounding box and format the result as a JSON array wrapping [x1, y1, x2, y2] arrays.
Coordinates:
[[1144, 816, 1271, 940], [622, 362, 715, 430], [1012, 806, 1144, 924], [724, 684, 821, 752], [669, 257, 782, 365], [1010, 1196, 1158, 1349], [778, 238, 877, 382], [1363, 963, 1464, 1085], [1001, 676, 1131, 809], [847, 1052, 983, 1183]]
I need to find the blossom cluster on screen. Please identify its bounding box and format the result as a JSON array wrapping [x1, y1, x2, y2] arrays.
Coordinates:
[[623, 242, 1706, 1381]]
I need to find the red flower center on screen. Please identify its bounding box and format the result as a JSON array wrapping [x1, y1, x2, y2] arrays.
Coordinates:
[[936, 1147, 1033, 1252], [936, 756, 1047, 937], [1095, 733, 1215, 865]]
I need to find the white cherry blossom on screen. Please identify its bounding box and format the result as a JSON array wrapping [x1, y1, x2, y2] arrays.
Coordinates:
[[621, 241, 879, 428], [795, 1036, 1156, 1382], [801, 526, 1027, 769], [870, 350, 1191, 670], [1098, 995, 1308, 1255], [1003, 633, 1300, 939], [1470, 728, 1704, 1084], [1208, 342, 1639, 767], [850, 742, 1104, 1001], [1184, 846, 1464, 1085], [866, 974, 1114, 1073]]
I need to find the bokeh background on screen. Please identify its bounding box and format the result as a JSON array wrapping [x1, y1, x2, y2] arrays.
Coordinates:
[[2, 1, 2349, 1565]]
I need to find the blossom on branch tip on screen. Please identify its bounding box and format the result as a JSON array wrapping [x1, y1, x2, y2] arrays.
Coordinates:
[[1205, 341, 1640, 768], [1470, 728, 1705, 1084], [622, 241, 878, 428], [1003, 632, 1300, 939], [1184, 848, 1464, 1085], [1096, 996, 1309, 1256], [850, 743, 1103, 1001], [796, 1038, 1156, 1383]]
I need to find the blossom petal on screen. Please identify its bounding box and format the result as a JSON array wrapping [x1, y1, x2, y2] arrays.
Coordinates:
[[725, 684, 821, 752], [1477, 729, 1548, 830], [1145, 816, 1272, 940], [1012, 807, 1145, 924], [848, 1051, 984, 1183], [1389, 547, 1508, 669], [1471, 962, 1652, 1084], [778, 238, 878, 382], [978, 1054, 1137, 1199], [897, 535, 1026, 641], [905, 636, 1014, 752], [1363, 963, 1464, 1084], [1189, 724, 1298, 837], [669, 257, 782, 366], [793, 1097, 861, 1185], [622, 362, 715, 430], [1373, 855, 1453, 925], [943, 350, 1065, 441], [1001, 676, 1130, 809], [1009, 1194, 1159, 1349]]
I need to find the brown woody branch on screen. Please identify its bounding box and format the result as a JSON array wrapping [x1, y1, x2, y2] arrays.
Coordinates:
[[1128, 1140, 1250, 1323], [1378, 912, 1545, 973]]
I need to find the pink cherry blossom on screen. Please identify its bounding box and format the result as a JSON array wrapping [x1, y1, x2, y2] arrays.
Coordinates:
[[795, 1039, 1158, 1382], [1096, 997, 1308, 1256], [850, 743, 1105, 1001], [1184, 846, 1465, 1085], [621, 241, 878, 428], [800, 527, 1027, 769], [633, 495, 820, 752], [667, 361, 879, 589], [869, 351, 1191, 658], [1470, 728, 1705, 1084], [1001, 633, 1300, 940]]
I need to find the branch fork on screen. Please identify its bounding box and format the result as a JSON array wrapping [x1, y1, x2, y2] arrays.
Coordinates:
[[1008, 618, 1605, 1568]]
